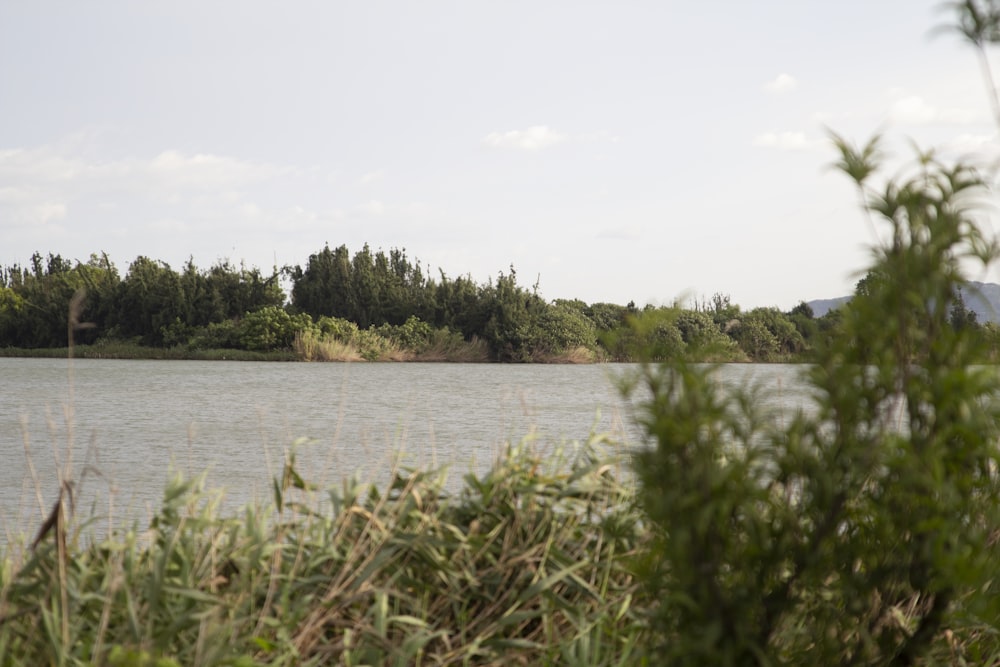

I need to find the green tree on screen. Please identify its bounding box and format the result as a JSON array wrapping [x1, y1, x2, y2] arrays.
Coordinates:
[[113, 257, 186, 346], [949, 287, 980, 331], [607, 308, 686, 362], [0, 252, 118, 348], [729, 314, 779, 361], [433, 272, 489, 338], [481, 267, 548, 361], [585, 302, 629, 332], [290, 244, 355, 320], [73, 253, 121, 343], [706, 292, 740, 328], [786, 301, 819, 350], [674, 310, 744, 360]]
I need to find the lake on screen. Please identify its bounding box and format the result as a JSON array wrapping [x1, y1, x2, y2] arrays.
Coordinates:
[[0, 358, 811, 538]]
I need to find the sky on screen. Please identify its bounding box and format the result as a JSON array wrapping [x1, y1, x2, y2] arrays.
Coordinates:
[[2, 0, 1000, 310]]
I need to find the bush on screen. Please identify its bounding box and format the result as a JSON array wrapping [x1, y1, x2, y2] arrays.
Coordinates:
[[315, 315, 359, 342], [605, 308, 686, 362], [374, 315, 434, 351], [238, 306, 312, 351], [188, 319, 240, 350], [674, 310, 744, 361], [530, 302, 598, 357]]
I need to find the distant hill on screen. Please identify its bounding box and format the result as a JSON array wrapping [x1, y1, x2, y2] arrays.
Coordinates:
[[806, 281, 1000, 323], [804, 296, 851, 319]]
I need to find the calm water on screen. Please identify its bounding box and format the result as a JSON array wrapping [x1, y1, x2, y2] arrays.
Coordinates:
[[0, 358, 810, 536]]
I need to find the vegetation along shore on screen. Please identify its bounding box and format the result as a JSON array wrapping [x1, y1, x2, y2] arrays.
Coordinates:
[[4, 243, 1000, 364]]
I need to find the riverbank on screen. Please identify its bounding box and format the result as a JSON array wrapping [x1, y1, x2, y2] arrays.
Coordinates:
[[0, 344, 300, 361], [0, 341, 607, 363]]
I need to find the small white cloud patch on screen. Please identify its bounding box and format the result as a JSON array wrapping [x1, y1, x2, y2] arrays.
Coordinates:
[[358, 199, 385, 216], [763, 73, 797, 93], [752, 131, 817, 150], [889, 95, 985, 125], [597, 226, 642, 241], [943, 133, 1000, 160], [483, 125, 566, 151], [358, 170, 384, 186]]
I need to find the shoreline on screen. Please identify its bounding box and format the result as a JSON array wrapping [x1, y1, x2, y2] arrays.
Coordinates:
[[0, 345, 798, 363]]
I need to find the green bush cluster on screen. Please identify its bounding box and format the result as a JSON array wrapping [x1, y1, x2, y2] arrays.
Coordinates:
[[9, 241, 968, 363], [0, 244, 896, 363]]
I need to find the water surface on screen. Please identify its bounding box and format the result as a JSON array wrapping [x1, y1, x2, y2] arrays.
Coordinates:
[[0, 358, 809, 536]]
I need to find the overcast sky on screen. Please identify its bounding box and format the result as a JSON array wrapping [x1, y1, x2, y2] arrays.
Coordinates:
[[3, 0, 999, 309]]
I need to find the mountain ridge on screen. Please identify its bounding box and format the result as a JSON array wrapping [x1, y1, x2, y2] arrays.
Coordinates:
[[807, 281, 1000, 323]]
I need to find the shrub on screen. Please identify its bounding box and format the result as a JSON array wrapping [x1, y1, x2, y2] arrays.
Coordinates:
[[625, 142, 1000, 664], [674, 310, 744, 361], [605, 308, 686, 362], [238, 306, 312, 351], [188, 319, 240, 350], [531, 302, 598, 358], [315, 315, 359, 342], [374, 315, 434, 351]]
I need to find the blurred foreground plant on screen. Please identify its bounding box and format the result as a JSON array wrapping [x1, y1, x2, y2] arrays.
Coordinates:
[[625, 140, 1000, 665]]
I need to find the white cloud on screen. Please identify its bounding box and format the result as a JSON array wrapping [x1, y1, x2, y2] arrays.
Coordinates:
[[483, 125, 566, 151], [596, 226, 642, 241], [148, 217, 192, 234], [241, 202, 262, 217], [3, 200, 67, 227], [575, 130, 621, 144], [34, 202, 68, 224], [0, 141, 344, 269], [763, 73, 797, 93], [941, 133, 1000, 162], [0, 186, 29, 204], [752, 131, 820, 151], [358, 199, 385, 216], [147, 150, 287, 191], [357, 170, 384, 186], [888, 95, 985, 126], [0, 145, 286, 201]]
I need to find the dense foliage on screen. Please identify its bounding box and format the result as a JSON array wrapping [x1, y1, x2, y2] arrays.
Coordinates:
[[625, 138, 1000, 664], [0, 254, 284, 350], [0, 441, 644, 666], [4, 242, 965, 363]]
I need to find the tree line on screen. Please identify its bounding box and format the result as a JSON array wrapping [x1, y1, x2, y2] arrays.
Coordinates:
[[2, 244, 997, 362]]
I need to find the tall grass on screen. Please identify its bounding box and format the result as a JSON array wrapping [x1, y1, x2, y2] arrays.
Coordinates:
[[294, 330, 490, 363], [0, 437, 646, 666]]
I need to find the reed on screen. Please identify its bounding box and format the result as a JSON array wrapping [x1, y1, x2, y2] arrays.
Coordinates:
[[0, 437, 647, 666], [294, 331, 365, 362], [411, 332, 490, 363], [294, 330, 491, 363]]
